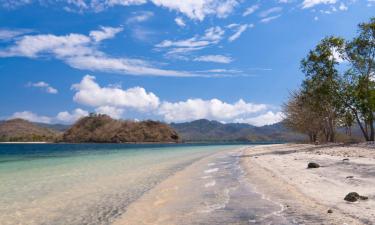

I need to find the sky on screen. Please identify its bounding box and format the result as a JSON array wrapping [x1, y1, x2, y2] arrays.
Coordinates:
[[0, 0, 374, 126]]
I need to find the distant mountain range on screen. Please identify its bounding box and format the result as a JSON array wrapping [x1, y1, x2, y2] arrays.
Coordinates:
[[171, 119, 305, 142], [0, 117, 306, 143], [0, 119, 61, 142]]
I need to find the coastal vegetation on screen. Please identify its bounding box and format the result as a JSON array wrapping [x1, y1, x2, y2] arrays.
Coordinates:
[[284, 17, 375, 143]]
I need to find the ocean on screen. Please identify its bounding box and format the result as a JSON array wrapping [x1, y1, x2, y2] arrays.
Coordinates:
[[0, 143, 244, 225]]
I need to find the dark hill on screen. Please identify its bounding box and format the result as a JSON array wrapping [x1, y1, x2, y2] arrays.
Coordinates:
[[62, 114, 180, 143], [0, 119, 60, 142], [171, 119, 305, 142]]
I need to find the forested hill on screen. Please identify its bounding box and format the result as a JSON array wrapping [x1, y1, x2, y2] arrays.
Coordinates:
[[0, 119, 60, 142], [171, 119, 305, 142], [62, 115, 180, 143]]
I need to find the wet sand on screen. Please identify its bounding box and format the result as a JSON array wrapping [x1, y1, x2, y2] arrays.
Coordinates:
[[115, 144, 375, 225], [114, 147, 289, 225]]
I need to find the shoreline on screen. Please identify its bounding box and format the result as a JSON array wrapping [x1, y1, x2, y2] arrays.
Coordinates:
[[113, 144, 375, 224], [0, 141, 50, 144]]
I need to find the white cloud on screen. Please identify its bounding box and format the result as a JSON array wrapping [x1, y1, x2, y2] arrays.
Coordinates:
[[174, 17, 186, 27], [95, 106, 124, 119], [89, 26, 123, 42], [243, 4, 259, 16], [10, 111, 52, 124], [234, 111, 284, 126], [0, 28, 32, 41], [68, 75, 280, 125], [194, 54, 232, 63], [9, 75, 283, 126], [338, 2, 348, 11], [56, 108, 89, 123], [302, 0, 337, 9], [88, 0, 147, 11], [150, 0, 239, 20], [130, 27, 156, 43], [228, 24, 252, 42], [2, 1, 239, 20], [259, 7, 282, 18], [127, 11, 154, 24], [260, 15, 281, 23], [65, 55, 192, 77], [0, 31, 92, 58], [0, 0, 32, 9], [9, 108, 88, 124], [27, 81, 58, 94], [0, 26, 198, 77], [158, 98, 267, 123], [72, 75, 160, 111], [155, 26, 225, 55]]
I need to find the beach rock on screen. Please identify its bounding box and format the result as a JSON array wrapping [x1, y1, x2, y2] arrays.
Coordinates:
[[343, 158, 350, 161], [346, 176, 354, 179], [307, 162, 320, 169], [344, 192, 368, 202], [344, 192, 360, 202], [327, 209, 333, 213]]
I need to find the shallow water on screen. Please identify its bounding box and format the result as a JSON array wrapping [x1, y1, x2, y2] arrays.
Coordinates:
[[0, 144, 241, 225], [117, 147, 290, 225]]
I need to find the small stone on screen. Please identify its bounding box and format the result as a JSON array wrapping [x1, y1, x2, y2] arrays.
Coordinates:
[[343, 158, 350, 161], [346, 176, 354, 179], [307, 162, 320, 169], [327, 209, 333, 213]]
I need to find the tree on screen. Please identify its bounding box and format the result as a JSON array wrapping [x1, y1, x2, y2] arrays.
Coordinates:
[[343, 17, 375, 141], [300, 36, 345, 142], [283, 90, 322, 142]]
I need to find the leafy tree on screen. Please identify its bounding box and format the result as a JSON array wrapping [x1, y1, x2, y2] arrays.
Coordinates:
[[300, 36, 345, 142], [343, 17, 375, 141]]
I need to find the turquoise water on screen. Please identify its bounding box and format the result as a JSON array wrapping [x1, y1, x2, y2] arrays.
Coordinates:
[[0, 144, 245, 225]]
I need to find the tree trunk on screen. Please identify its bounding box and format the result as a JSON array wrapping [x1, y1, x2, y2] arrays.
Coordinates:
[[369, 117, 374, 141], [329, 118, 335, 142], [351, 107, 370, 141]]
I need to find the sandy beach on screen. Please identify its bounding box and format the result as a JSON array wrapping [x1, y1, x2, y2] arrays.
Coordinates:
[[113, 144, 375, 225], [241, 144, 375, 224]]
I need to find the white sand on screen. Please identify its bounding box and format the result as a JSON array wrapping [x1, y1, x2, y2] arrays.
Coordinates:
[[242, 144, 375, 224]]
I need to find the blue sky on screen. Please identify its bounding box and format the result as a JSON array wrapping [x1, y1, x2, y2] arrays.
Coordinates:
[[0, 0, 374, 126]]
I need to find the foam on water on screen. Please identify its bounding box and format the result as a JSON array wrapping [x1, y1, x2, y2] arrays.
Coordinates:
[[204, 168, 219, 174]]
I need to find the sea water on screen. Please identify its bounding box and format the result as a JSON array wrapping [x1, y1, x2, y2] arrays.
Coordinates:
[[0, 144, 242, 225]]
